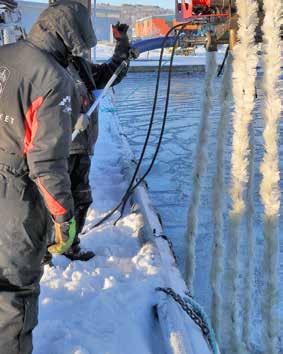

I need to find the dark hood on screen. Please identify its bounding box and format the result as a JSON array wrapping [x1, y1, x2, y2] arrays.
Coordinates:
[[28, 0, 97, 64]]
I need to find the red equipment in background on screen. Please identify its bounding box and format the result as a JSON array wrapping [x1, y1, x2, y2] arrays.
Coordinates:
[[175, 0, 231, 21], [134, 15, 200, 39]]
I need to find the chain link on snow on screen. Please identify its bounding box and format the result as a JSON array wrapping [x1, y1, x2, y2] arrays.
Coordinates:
[[157, 287, 221, 354], [156, 287, 210, 339], [153, 231, 178, 264], [184, 294, 220, 354]]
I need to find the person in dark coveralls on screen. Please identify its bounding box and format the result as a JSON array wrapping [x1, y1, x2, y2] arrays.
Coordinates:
[[40, 0, 130, 262], [60, 22, 131, 261], [0, 1, 96, 353]]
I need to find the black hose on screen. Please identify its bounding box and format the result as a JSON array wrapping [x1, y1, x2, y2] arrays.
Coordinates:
[[85, 21, 192, 231], [117, 24, 188, 222], [217, 45, 229, 77]]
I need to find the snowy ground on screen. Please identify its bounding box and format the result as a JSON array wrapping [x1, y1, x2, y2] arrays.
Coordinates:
[[33, 99, 165, 354]]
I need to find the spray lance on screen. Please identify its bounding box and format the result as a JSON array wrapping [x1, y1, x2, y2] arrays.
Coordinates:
[[72, 20, 144, 142], [72, 59, 128, 141]]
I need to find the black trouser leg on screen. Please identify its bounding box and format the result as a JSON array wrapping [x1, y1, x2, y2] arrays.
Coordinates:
[[0, 178, 49, 354], [69, 154, 93, 248], [0, 287, 39, 354]]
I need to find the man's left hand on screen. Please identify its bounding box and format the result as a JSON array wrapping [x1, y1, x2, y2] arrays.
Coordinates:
[[112, 22, 130, 63]]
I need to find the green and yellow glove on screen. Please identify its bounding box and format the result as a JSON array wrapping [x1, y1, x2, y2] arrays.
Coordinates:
[[48, 217, 76, 254]]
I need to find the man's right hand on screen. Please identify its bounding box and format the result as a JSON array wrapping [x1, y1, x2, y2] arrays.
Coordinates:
[[48, 217, 76, 254]]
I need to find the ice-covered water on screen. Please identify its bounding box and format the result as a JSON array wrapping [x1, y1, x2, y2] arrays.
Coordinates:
[[112, 71, 283, 351]]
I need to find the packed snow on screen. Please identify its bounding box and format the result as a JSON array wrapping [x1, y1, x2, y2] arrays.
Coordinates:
[[33, 98, 166, 354], [33, 94, 217, 354]]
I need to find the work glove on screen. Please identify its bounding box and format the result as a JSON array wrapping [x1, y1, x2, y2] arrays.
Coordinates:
[[48, 217, 76, 254], [112, 22, 129, 41], [112, 22, 131, 63]]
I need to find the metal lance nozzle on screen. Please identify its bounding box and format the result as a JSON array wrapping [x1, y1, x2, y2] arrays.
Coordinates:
[[206, 31, 218, 52]]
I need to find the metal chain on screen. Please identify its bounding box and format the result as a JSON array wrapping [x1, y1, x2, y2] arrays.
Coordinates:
[[156, 287, 210, 337], [184, 289, 194, 298], [154, 232, 178, 264]]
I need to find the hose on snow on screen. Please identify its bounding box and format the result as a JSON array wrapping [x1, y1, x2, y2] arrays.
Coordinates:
[[85, 21, 192, 231]]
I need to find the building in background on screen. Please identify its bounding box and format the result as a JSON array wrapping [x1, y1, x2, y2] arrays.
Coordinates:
[[134, 14, 199, 39], [135, 15, 175, 38], [95, 4, 120, 41], [98, 3, 173, 26], [17, 1, 173, 41]]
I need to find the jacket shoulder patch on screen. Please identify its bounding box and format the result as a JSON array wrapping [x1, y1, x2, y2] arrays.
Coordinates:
[[0, 66, 11, 99]]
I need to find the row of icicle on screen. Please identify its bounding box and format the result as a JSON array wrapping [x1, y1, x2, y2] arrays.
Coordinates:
[[225, 0, 259, 352], [184, 0, 282, 352]]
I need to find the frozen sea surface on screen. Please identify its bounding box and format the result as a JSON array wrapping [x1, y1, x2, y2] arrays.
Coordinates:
[[113, 71, 283, 352]]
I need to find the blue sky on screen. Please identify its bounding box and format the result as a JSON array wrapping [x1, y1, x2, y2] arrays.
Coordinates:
[[22, 0, 175, 9]]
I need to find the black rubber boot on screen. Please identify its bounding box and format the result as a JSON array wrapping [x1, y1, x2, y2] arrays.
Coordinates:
[[64, 243, 95, 261], [65, 154, 94, 262], [41, 251, 54, 267], [63, 203, 95, 261]]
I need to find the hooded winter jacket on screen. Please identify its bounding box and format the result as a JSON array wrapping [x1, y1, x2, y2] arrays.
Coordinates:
[[0, 40, 79, 222], [0, 1, 97, 222]]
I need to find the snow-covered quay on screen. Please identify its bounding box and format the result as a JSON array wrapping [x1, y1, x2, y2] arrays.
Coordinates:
[[33, 97, 213, 354], [34, 99, 163, 354]]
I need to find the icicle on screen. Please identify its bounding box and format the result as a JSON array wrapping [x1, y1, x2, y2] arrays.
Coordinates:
[[224, 0, 259, 352], [184, 51, 217, 292], [259, 0, 281, 352], [210, 52, 232, 342], [242, 121, 255, 350]]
